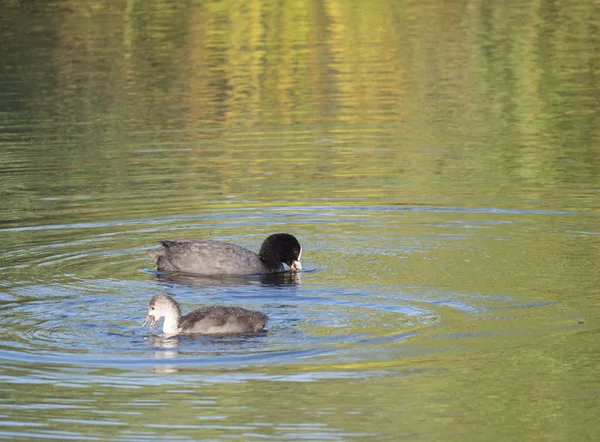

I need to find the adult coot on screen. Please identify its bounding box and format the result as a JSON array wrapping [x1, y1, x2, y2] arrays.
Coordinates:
[[148, 233, 302, 275]]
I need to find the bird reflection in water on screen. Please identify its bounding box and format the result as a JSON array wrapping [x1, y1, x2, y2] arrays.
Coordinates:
[[153, 269, 303, 288]]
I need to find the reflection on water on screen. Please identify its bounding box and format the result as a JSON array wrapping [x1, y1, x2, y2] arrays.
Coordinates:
[[153, 269, 303, 289], [0, 0, 599, 441], [148, 335, 179, 370], [146, 331, 273, 362]]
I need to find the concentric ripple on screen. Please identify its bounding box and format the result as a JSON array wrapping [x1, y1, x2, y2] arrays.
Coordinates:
[[0, 207, 446, 370], [2, 205, 592, 371]]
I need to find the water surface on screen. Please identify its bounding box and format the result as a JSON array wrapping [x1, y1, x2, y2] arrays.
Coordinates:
[[1, 1, 599, 440]]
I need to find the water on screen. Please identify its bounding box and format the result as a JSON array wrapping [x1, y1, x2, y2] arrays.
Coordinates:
[[1, 0, 599, 440]]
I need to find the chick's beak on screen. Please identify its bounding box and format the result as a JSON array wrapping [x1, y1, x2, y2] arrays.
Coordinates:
[[142, 314, 157, 330], [290, 260, 302, 272]]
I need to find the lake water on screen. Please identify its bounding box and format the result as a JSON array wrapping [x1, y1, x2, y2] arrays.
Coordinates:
[[1, 1, 599, 440]]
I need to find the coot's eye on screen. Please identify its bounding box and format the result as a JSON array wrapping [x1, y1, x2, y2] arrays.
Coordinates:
[[295, 250, 299, 256]]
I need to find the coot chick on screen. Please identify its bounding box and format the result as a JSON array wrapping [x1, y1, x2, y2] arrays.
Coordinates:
[[141, 294, 268, 335]]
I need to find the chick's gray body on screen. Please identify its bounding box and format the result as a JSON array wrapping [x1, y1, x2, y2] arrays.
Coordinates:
[[180, 305, 268, 334]]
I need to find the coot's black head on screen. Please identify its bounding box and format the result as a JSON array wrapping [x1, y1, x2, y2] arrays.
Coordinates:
[[259, 233, 302, 271]]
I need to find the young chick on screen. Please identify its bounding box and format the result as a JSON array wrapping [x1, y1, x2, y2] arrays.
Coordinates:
[[142, 294, 268, 336]]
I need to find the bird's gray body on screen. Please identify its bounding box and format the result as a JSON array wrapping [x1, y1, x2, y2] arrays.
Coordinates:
[[148, 239, 283, 275], [179, 305, 268, 334]]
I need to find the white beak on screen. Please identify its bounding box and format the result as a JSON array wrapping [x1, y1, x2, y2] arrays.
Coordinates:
[[290, 260, 302, 272]]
